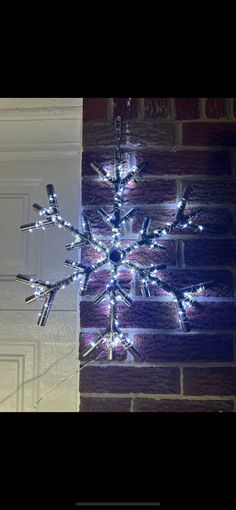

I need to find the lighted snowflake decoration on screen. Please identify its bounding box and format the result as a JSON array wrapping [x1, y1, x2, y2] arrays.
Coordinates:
[[16, 117, 213, 360]]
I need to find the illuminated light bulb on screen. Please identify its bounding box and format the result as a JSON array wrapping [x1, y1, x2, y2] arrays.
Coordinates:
[[61, 285, 65, 289], [188, 220, 192, 225], [58, 224, 62, 229], [199, 225, 203, 231], [42, 226, 45, 230], [29, 229, 32, 233], [30, 278, 34, 282]]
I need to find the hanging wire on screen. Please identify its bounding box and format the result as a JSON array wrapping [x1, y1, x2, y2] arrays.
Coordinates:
[[24, 350, 106, 412]]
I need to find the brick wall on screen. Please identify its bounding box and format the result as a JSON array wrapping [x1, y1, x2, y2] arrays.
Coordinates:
[[80, 97, 236, 412]]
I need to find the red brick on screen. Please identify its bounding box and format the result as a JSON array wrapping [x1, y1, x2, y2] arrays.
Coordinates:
[[128, 241, 177, 266], [80, 366, 180, 394], [82, 179, 177, 206], [186, 302, 236, 330], [82, 150, 114, 177], [113, 98, 139, 119], [134, 334, 233, 362], [82, 150, 231, 177], [184, 239, 236, 266], [133, 207, 232, 235], [81, 245, 108, 264], [132, 207, 175, 233], [122, 180, 177, 205], [175, 98, 200, 120], [80, 301, 109, 328], [184, 180, 236, 205], [144, 98, 171, 118], [80, 301, 179, 329], [82, 180, 112, 206], [183, 122, 236, 146], [83, 120, 175, 147], [83, 208, 111, 235], [142, 150, 231, 176], [133, 398, 234, 412], [135, 269, 233, 297], [206, 98, 227, 119], [85, 269, 132, 296], [184, 367, 236, 395], [80, 397, 131, 412], [83, 98, 108, 122]]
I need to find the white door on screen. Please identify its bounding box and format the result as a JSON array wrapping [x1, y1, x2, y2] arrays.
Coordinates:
[[0, 98, 83, 411]]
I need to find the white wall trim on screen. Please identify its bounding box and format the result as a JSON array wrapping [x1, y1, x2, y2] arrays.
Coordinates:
[[0, 99, 83, 120]]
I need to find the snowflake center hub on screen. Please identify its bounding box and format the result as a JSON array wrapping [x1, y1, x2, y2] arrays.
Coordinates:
[[108, 247, 123, 265]]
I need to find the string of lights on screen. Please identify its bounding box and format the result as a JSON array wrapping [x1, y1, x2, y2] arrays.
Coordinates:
[[16, 104, 213, 360]]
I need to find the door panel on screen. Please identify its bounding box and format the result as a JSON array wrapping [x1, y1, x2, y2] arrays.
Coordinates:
[[0, 98, 83, 412]]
